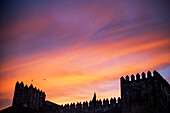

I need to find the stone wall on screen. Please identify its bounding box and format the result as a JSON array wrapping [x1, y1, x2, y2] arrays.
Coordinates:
[[121, 70, 170, 113], [12, 82, 46, 111]]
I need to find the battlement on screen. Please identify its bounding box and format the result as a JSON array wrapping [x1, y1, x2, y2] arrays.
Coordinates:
[[13, 81, 46, 111], [121, 70, 170, 113], [15, 81, 45, 95], [10, 70, 169, 113], [120, 70, 165, 84], [58, 97, 121, 112]]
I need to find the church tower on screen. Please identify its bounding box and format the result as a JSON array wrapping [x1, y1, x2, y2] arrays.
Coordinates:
[[92, 92, 97, 111], [92, 92, 96, 102]]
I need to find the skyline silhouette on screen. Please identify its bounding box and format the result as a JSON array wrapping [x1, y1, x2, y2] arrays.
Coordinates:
[[0, 0, 170, 111], [1, 70, 169, 113]]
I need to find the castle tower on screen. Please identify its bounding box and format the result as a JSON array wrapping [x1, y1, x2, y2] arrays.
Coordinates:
[[12, 81, 46, 111], [9, 70, 169, 113], [121, 70, 170, 113]]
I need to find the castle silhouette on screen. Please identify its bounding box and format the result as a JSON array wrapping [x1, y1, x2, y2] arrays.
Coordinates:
[[0, 70, 170, 113]]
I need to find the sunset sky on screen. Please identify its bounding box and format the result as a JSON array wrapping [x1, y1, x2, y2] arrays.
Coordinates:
[[0, 0, 170, 110]]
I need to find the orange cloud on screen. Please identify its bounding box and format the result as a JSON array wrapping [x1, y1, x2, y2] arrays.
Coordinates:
[[1, 0, 170, 110], [0, 35, 169, 108]]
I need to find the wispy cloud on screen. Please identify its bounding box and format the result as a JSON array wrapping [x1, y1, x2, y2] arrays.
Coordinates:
[[0, 0, 170, 110]]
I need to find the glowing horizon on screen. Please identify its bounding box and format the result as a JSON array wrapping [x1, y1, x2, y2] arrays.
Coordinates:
[[0, 0, 170, 110]]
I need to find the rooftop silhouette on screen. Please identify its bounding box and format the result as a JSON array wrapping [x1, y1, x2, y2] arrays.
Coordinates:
[[0, 70, 169, 113]]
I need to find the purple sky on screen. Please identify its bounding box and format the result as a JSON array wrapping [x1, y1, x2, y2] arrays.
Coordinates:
[[0, 0, 170, 110]]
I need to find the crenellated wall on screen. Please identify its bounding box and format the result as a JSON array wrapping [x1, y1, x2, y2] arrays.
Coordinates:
[[12, 81, 46, 111], [11, 70, 169, 113], [12, 82, 121, 113], [54, 96, 121, 113], [121, 70, 170, 113]]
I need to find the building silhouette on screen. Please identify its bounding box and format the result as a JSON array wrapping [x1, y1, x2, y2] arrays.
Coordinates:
[[12, 82, 46, 111], [121, 70, 170, 113], [0, 70, 169, 113]]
